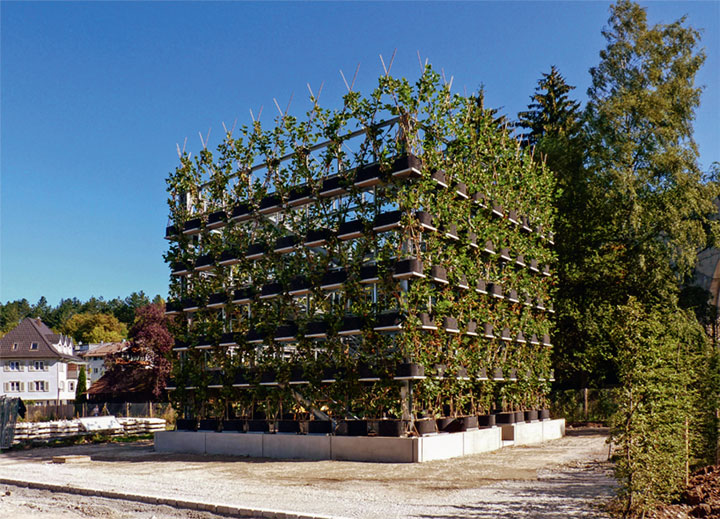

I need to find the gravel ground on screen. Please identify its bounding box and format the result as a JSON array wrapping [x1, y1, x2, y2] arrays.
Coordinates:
[[0, 429, 616, 518]]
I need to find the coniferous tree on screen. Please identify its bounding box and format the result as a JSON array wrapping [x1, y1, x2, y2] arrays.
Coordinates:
[[74, 366, 87, 415]]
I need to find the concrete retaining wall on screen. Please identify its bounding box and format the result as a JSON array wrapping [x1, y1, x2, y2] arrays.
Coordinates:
[[155, 419, 565, 463]]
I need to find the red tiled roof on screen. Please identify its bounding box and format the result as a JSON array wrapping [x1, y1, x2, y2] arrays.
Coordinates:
[[79, 342, 128, 357], [0, 318, 82, 362]]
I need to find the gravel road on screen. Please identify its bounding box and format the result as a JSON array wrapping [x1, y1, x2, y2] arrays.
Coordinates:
[[0, 428, 616, 518]]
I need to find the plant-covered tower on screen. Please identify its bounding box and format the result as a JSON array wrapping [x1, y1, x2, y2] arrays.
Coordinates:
[[164, 67, 556, 434]]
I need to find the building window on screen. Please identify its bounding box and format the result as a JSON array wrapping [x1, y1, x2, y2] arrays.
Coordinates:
[[68, 381, 75, 392], [30, 342, 38, 350], [8, 361, 20, 371], [11, 343, 18, 350], [9, 382, 21, 392], [34, 381, 48, 392], [33, 361, 45, 371], [93, 368, 98, 374]]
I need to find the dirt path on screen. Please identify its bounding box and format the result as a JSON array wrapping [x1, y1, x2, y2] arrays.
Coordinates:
[[0, 429, 616, 518]]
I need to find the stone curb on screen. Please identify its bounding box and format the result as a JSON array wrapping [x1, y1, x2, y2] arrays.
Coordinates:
[[0, 478, 343, 519]]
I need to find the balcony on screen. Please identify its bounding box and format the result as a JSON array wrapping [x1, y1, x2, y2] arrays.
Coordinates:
[[164, 301, 181, 316], [389, 153, 422, 178], [259, 282, 282, 300], [483, 240, 496, 255], [165, 225, 179, 240], [491, 201, 504, 218], [171, 262, 191, 276], [454, 182, 469, 200], [443, 223, 460, 241], [419, 313, 437, 331], [431, 170, 448, 188], [475, 279, 488, 294], [483, 323, 495, 339], [466, 320, 478, 336], [489, 283, 504, 299], [181, 297, 202, 313], [319, 176, 346, 198], [232, 370, 251, 388], [416, 211, 437, 232], [472, 191, 488, 208], [217, 246, 242, 267], [246, 329, 266, 344], [354, 163, 382, 188]]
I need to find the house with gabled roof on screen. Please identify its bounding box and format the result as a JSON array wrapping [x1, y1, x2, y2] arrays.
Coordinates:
[[78, 341, 129, 385], [0, 318, 85, 404]]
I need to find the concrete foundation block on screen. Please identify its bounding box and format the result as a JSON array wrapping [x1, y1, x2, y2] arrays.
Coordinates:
[[463, 427, 503, 455], [419, 433, 464, 462], [205, 431, 263, 457], [542, 419, 566, 441], [154, 431, 206, 454], [262, 434, 331, 460], [331, 436, 417, 462]]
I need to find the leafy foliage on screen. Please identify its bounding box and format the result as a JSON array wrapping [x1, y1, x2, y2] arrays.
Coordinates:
[[74, 366, 88, 414], [60, 312, 128, 344]]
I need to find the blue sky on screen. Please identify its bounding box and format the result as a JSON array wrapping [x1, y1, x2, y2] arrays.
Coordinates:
[[1, 1, 718, 306]]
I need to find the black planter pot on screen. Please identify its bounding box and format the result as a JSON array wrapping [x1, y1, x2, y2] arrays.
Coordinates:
[[524, 410, 539, 422], [165, 225, 178, 240], [274, 235, 299, 254], [377, 419, 408, 437], [514, 411, 525, 423], [392, 258, 424, 279], [218, 247, 242, 266], [171, 262, 190, 276], [373, 210, 403, 232], [501, 327, 513, 342], [478, 414, 496, 428], [195, 253, 215, 272], [260, 282, 282, 300], [307, 420, 332, 434], [457, 274, 470, 290], [337, 219, 364, 240], [164, 301, 181, 316], [275, 323, 298, 342], [287, 184, 312, 207], [319, 176, 346, 198], [288, 275, 311, 296], [476, 279, 488, 294], [492, 368, 505, 381], [183, 217, 202, 234], [483, 240, 496, 255], [454, 182, 469, 200], [419, 312, 437, 331], [304, 228, 333, 247], [467, 231, 478, 249], [494, 412, 516, 424], [489, 283, 504, 299], [338, 316, 364, 336], [358, 363, 381, 382], [276, 420, 301, 434], [443, 316, 460, 334], [258, 194, 282, 215], [336, 420, 367, 436], [374, 311, 404, 332], [181, 296, 202, 312], [321, 269, 347, 290], [507, 289, 520, 303], [176, 418, 198, 431], [304, 320, 328, 339], [232, 370, 250, 388], [219, 332, 238, 347], [415, 418, 437, 436], [247, 420, 269, 433], [246, 328, 265, 344], [460, 415, 478, 431], [260, 368, 278, 386], [207, 210, 227, 230], [288, 366, 308, 385], [483, 323, 495, 339], [432, 363, 447, 379], [499, 247, 512, 262], [466, 320, 478, 337], [232, 287, 254, 305], [491, 201, 504, 218], [390, 153, 422, 178], [222, 419, 246, 433], [443, 223, 460, 240], [359, 264, 379, 283], [436, 417, 457, 432], [539, 409, 551, 421], [354, 163, 382, 187], [456, 367, 470, 381], [207, 292, 228, 309], [431, 170, 448, 188], [231, 202, 252, 222], [416, 211, 437, 232], [394, 362, 425, 380], [431, 265, 449, 284], [245, 242, 266, 260], [472, 191, 488, 208], [321, 366, 339, 383], [515, 254, 527, 268], [199, 419, 219, 432], [507, 209, 520, 226]]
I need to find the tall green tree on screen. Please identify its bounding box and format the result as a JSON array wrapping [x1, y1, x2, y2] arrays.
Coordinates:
[[74, 366, 88, 415], [60, 312, 128, 344]]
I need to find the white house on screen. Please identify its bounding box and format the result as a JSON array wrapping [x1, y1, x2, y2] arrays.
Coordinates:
[[79, 342, 128, 385], [0, 317, 85, 404]]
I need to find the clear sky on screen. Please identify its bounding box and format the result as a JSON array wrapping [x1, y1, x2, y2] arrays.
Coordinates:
[[1, 1, 718, 306]]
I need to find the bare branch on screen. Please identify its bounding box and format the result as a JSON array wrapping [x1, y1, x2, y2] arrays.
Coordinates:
[[273, 98, 284, 117], [340, 69, 351, 92], [417, 50, 424, 73], [379, 53, 388, 76], [386, 48, 397, 77], [351, 63, 360, 90]]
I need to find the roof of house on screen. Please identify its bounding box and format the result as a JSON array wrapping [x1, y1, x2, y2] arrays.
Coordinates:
[[0, 318, 83, 362], [79, 342, 128, 358]]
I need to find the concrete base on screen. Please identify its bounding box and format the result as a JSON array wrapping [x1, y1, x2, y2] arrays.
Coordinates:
[[155, 419, 565, 463]]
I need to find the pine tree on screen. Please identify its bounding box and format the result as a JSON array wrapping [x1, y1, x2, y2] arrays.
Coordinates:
[[75, 366, 87, 415]]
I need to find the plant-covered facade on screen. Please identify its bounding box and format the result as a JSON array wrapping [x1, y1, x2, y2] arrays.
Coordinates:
[[164, 67, 556, 434]]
